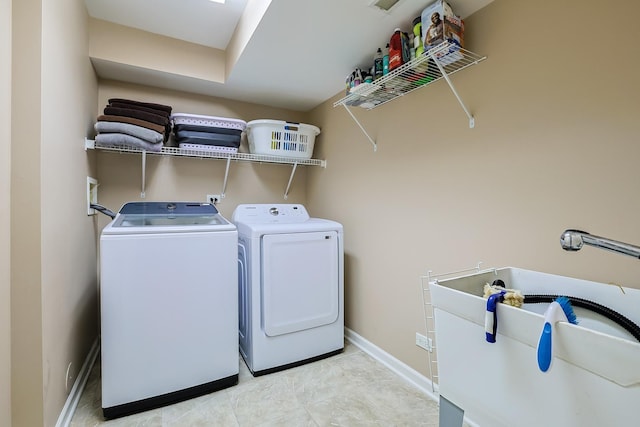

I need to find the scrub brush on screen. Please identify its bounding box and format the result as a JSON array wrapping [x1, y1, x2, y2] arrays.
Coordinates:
[[483, 280, 524, 343], [485, 291, 505, 343], [536, 296, 578, 372]]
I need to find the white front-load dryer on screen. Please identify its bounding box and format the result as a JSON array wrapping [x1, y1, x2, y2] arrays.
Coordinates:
[[100, 202, 238, 419], [233, 204, 344, 376]]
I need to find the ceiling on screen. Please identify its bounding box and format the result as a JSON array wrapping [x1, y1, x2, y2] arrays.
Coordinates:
[[85, 0, 493, 112]]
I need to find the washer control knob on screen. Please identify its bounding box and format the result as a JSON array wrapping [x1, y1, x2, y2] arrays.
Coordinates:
[[269, 207, 279, 216]]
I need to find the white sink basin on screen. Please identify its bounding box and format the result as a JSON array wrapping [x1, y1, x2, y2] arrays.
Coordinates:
[[430, 267, 640, 427]]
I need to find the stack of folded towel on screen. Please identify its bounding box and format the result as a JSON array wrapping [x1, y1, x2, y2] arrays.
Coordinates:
[[94, 98, 173, 152]]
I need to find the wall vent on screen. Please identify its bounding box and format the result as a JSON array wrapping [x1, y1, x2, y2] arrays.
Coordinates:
[[370, 0, 402, 12]]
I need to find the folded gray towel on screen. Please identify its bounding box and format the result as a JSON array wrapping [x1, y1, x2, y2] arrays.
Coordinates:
[[95, 121, 163, 143], [95, 133, 163, 152]]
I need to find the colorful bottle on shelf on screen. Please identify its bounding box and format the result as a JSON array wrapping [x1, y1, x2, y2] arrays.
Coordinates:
[[389, 29, 411, 72], [388, 29, 403, 72], [409, 34, 416, 60], [383, 43, 390, 75], [413, 16, 424, 57], [354, 68, 363, 86], [401, 31, 412, 63], [374, 48, 383, 80]]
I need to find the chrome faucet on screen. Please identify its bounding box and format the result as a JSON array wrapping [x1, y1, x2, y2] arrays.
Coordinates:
[[560, 229, 640, 259]]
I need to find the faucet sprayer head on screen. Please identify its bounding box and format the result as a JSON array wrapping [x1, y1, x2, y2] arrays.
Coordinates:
[[560, 229, 587, 251], [560, 229, 640, 259]]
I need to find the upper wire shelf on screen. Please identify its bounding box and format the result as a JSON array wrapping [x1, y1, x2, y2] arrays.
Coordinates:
[[333, 42, 486, 111], [85, 139, 326, 168]]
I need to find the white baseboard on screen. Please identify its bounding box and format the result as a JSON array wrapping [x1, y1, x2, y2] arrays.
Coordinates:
[[344, 327, 439, 402], [55, 337, 100, 427]]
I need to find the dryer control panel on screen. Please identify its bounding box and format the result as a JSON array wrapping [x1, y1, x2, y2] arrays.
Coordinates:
[[232, 204, 310, 224]]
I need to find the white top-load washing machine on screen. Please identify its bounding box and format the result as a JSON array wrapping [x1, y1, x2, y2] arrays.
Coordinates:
[[232, 204, 344, 376], [100, 202, 238, 419]]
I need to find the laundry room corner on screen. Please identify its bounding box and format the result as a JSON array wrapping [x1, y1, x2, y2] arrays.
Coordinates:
[[7, 0, 640, 425], [305, 0, 640, 390]]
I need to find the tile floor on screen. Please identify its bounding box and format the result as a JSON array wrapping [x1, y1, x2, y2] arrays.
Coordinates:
[[70, 341, 442, 426]]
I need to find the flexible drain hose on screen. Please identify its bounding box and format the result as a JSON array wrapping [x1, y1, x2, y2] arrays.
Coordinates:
[[90, 203, 116, 219], [489, 279, 640, 343], [523, 294, 640, 343]]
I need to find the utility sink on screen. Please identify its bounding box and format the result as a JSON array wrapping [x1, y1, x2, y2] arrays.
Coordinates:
[[429, 267, 640, 427]]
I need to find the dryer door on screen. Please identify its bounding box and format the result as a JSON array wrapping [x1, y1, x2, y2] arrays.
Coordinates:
[[261, 231, 339, 337]]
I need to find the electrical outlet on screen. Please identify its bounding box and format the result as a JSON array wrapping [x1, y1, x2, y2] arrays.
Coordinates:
[[87, 177, 98, 215], [206, 194, 222, 205], [416, 332, 433, 352]]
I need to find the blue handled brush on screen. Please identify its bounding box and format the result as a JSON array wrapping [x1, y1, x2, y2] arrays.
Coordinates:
[[485, 291, 505, 343], [537, 296, 578, 372]]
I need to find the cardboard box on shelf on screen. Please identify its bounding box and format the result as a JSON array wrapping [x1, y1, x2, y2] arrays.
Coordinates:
[[421, 0, 464, 64]]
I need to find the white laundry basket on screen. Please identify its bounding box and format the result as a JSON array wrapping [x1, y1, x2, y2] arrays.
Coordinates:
[[246, 120, 320, 159]]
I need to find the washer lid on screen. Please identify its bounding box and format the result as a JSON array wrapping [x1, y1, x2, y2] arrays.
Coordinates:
[[118, 201, 218, 216], [103, 202, 236, 234]]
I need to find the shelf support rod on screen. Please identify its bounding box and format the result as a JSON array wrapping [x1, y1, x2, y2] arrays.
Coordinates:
[[284, 162, 298, 200], [342, 104, 377, 151], [140, 150, 147, 198], [429, 54, 475, 129], [221, 157, 231, 198]]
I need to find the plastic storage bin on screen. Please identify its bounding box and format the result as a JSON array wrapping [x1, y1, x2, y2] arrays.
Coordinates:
[[171, 113, 247, 152], [246, 120, 320, 159], [171, 113, 247, 131]]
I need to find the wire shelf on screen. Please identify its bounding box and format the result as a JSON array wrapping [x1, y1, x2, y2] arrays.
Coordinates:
[[85, 139, 326, 199], [334, 42, 486, 111], [87, 140, 326, 168]]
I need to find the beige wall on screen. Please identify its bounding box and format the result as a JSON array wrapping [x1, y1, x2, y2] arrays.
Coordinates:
[[1, 0, 11, 423], [40, 0, 99, 424], [11, 0, 45, 424], [89, 18, 226, 83], [11, 0, 99, 425], [94, 81, 311, 223], [307, 0, 640, 380]]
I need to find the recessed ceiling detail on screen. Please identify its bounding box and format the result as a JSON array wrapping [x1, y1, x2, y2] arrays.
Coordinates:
[[85, 0, 494, 111]]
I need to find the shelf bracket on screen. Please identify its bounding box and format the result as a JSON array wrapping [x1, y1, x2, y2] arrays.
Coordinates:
[[140, 150, 146, 198], [342, 104, 377, 151], [428, 53, 476, 129], [284, 162, 298, 200], [221, 157, 231, 198]]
